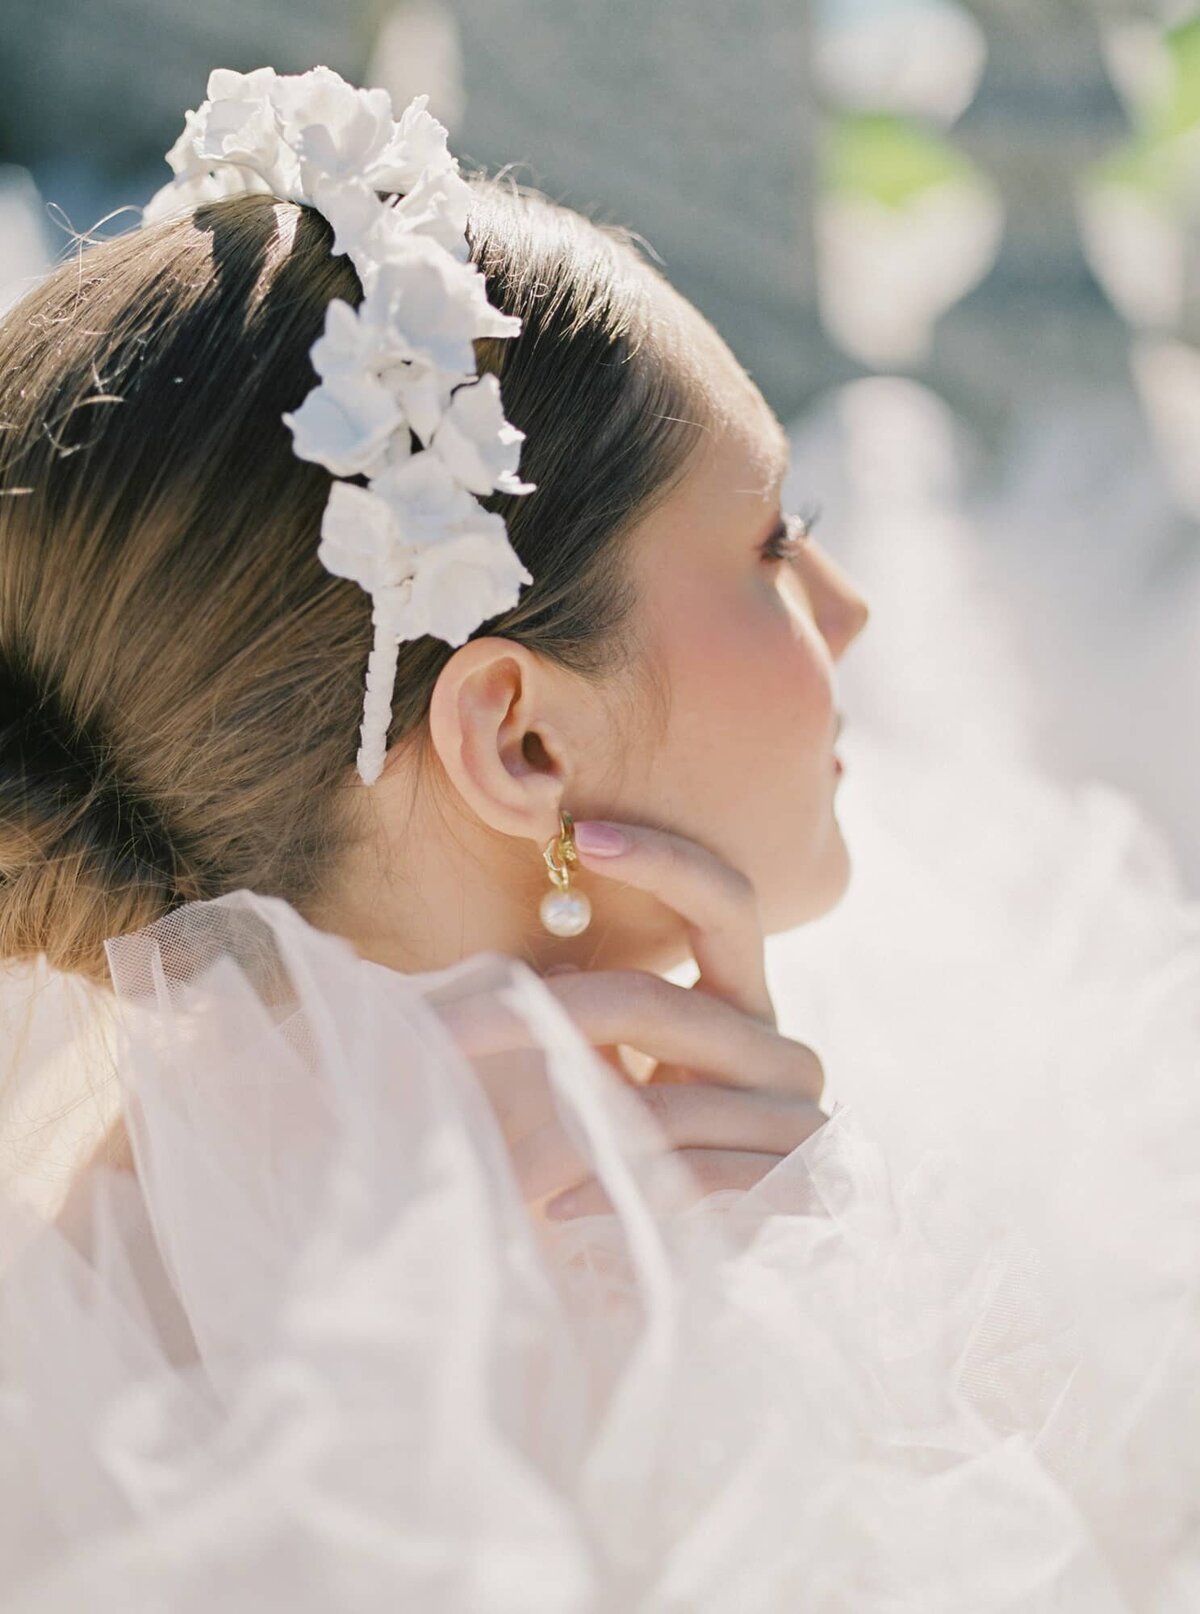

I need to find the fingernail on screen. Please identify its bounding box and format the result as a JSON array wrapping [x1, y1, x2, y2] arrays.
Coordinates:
[[574, 821, 628, 856]]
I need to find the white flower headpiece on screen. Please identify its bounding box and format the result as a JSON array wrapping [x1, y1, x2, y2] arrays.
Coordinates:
[[142, 65, 536, 785]]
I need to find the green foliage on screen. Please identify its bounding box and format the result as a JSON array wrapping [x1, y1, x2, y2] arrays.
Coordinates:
[[822, 112, 977, 208], [1153, 16, 1200, 144], [1094, 18, 1200, 202]]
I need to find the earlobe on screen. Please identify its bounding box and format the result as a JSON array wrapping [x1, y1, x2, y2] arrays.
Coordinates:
[[427, 638, 567, 840]]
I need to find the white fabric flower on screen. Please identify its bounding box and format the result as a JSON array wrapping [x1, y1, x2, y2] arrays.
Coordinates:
[[319, 455, 532, 647], [147, 67, 304, 207], [307, 298, 373, 383], [430, 374, 536, 496], [373, 164, 475, 266], [144, 67, 295, 221], [379, 366, 446, 450], [142, 162, 272, 226], [306, 289, 454, 448], [282, 371, 404, 478], [197, 68, 301, 199], [144, 64, 537, 782], [303, 242, 522, 449], [353, 235, 517, 382], [384, 93, 460, 192], [401, 529, 534, 646], [160, 107, 212, 185], [317, 482, 420, 594], [275, 69, 396, 183], [368, 451, 496, 545], [274, 71, 453, 196], [304, 177, 382, 262]]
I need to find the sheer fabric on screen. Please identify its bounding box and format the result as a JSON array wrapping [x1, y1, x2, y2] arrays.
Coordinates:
[[1, 726, 1198, 1611]]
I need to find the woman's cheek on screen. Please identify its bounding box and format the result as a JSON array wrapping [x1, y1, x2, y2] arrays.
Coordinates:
[[653, 595, 746, 718], [642, 576, 830, 787]]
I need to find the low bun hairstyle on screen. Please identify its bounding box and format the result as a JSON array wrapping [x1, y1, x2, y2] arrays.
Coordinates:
[[0, 179, 710, 986]]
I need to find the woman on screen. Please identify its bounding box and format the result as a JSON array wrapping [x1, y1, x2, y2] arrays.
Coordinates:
[[1, 67, 1197, 1610]]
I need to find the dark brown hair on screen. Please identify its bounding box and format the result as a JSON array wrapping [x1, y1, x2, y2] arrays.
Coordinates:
[[0, 179, 711, 985]]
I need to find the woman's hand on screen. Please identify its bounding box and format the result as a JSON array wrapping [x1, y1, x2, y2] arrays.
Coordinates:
[[441, 818, 829, 1220]]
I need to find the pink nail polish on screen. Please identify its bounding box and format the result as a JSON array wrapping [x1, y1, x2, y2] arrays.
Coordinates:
[[574, 821, 627, 856]]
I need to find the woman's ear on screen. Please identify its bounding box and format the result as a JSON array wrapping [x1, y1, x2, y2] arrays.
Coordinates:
[[427, 637, 570, 841]]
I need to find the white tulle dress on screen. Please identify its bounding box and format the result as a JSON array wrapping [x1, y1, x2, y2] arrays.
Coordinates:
[[1, 724, 1198, 1612]]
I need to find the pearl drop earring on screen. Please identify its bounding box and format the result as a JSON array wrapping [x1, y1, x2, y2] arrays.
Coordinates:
[[539, 809, 592, 936]]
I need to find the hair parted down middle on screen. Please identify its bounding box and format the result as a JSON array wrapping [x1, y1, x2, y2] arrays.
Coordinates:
[[0, 175, 711, 985]]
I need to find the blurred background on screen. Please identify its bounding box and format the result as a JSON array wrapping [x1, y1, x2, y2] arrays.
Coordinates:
[[1, 0, 1197, 889]]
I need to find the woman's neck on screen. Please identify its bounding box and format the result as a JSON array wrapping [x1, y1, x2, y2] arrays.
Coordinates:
[[311, 779, 690, 980]]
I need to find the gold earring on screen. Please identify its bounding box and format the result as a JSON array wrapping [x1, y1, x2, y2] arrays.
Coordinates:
[[539, 809, 592, 936]]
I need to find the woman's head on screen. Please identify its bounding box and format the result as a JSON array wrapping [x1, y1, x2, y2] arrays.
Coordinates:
[[0, 177, 868, 987]]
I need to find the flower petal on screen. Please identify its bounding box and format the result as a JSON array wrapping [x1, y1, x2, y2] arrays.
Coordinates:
[[317, 481, 419, 593], [430, 374, 536, 496], [283, 373, 404, 478], [368, 451, 482, 544], [404, 529, 534, 645]]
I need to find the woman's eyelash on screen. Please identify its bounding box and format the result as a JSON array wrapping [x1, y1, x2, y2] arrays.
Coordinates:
[[763, 502, 822, 561]]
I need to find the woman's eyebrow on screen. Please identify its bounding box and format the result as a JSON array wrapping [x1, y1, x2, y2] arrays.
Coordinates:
[[733, 426, 792, 501]]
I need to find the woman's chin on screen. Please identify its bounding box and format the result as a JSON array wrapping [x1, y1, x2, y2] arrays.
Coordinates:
[[763, 830, 853, 936]]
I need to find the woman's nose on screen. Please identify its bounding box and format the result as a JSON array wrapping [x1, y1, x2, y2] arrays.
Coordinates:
[[805, 544, 871, 660]]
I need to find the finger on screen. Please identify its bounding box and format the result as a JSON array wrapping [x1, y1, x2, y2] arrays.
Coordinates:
[[544, 1148, 787, 1220], [637, 1082, 829, 1156], [549, 972, 823, 1098], [544, 964, 633, 1079], [440, 970, 824, 1100], [432, 969, 623, 1073], [571, 819, 775, 1025], [512, 1083, 827, 1203]]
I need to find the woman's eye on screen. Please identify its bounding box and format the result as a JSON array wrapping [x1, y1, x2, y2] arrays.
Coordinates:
[[763, 503, 822, 562]]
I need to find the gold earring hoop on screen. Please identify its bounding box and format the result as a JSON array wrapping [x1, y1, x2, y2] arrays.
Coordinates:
[[539, 809, 592, 937]]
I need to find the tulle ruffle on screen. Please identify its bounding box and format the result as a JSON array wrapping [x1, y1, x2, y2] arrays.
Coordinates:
[[1, 727, 1199, 1611]]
